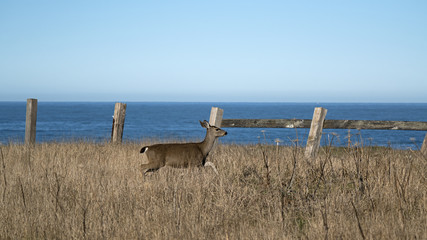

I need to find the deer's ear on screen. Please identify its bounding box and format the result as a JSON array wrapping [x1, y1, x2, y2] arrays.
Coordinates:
[[200, 120, 210, 128], [205, 120, 212, 128]]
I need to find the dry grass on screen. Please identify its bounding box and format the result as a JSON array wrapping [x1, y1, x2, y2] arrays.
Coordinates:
[[0, 140, 426, 239]]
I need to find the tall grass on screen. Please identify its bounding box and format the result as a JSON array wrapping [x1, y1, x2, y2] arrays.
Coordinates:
[[0, 140, 425, 239]]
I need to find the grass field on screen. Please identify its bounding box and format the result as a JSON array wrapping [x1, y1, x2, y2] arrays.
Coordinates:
[[0, 140, 426, 239]]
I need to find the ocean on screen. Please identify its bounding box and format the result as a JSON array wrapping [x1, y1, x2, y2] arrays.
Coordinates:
[[0, 102, 426, 149]]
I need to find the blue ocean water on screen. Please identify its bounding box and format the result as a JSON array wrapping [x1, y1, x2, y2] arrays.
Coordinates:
[[0, 102, 426, 149]]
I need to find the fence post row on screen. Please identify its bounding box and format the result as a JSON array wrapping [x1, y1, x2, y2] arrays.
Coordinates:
[[25, 98, 38, 145], [111, 102, 127, 144], [19, 101, 427, 155], [304, 107, 328, 160]]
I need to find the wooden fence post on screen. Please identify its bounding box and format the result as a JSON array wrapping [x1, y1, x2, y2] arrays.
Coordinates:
[[111, 102, 127, 143], [305, 107, 328, 160], [209, 107, 224, 127], [421, 133, 427, 156], [25, 98, 38, 145]]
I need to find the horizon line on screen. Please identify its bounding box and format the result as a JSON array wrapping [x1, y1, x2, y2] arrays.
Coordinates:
[[1, 100, 427, 104]]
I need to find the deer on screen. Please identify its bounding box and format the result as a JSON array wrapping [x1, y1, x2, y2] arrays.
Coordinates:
[[140, 120, 227, 174]]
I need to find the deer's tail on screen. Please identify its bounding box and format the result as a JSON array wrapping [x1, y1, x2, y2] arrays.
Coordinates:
[[140, 147, 148, 153]]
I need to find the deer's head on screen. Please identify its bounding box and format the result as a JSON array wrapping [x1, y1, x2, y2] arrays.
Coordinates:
[[200, 120, 227, 138]]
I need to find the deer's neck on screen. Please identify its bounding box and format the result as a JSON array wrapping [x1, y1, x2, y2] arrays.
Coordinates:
[[199, 130, 217, 156]]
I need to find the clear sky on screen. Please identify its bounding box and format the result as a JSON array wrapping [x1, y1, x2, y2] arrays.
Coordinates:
[[1, 1, 426, 102]]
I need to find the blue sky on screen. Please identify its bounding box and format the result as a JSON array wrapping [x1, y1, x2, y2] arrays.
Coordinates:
[[1, 1, 426, 102]]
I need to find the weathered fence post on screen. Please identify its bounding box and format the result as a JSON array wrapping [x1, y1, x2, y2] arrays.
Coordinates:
[[421, 133, 427, 156], [305, 107, 328, 159], [209, 107, 224, 127], [25, 98, 38, 145], [111, 102, 127, 143]]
